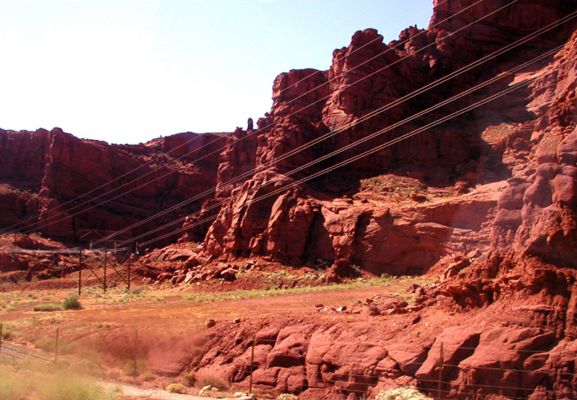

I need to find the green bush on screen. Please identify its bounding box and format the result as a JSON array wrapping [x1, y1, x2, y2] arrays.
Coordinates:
[[62, 296, 82, 310], [33, 304, 61, 312]]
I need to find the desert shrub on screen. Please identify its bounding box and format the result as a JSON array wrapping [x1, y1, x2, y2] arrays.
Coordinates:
[[181, 370, 197, 387], [35, 335, 76, 355], [375, 387, 432, 400], [130, 286, 144, 295], [41, 376, 118, 400], [166, 383, 187, 394], [33, 304, 61, 312], [62, 295, 82, 310], [196, 372, 230, 390], [74, 358, 104, 377], [1, 326, 15, 340], [35, 337, 56, 352]]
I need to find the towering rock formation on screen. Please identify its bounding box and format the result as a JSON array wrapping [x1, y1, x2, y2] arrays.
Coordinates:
[[202, 0, 577, 277]]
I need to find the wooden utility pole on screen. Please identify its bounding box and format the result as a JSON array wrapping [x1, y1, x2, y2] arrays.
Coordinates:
[[103, 249, 108, 293], [54, 328, 60, 365], [249, 336, 255, 394], [438, 342, 444, 400], [78, 249, 83, 296], [127, 260, 132, 291]]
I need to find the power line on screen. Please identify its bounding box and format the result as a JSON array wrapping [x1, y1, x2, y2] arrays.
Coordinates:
[[137, 82, 527, 246], [4, 247, 129, 255], [122, 39, 564, 246], [103, 0, 542, 245], [126, 31, 570, 247], [138, 57, 564, 248], [4, 0, 478, 237]]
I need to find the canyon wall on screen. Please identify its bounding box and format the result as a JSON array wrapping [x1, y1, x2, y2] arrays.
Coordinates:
[[0, 128, 226, 242], [200, 0, 577, 277]]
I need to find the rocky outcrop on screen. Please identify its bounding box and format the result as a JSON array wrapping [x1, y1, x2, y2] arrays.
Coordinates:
[[194, 2, 577, 399], [203, 0, 577, 277], [2, 1, 577, 397], [0, 128, 227, 242], [426, 23, 577, 400]]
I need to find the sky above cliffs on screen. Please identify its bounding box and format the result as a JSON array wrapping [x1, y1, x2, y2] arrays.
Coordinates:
[[0, 0, 432, 144]]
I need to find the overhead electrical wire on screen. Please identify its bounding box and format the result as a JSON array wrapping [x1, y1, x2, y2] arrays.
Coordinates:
[[11, 0, 469, 236], [14, 0, 574, 252], [106, 30, 566, 245], [98, 0, 533, 244], [107, 9, 577, 246], [4, 0, 480, 236], [134, 55, 569, 248], [135, 61, 555, 248]]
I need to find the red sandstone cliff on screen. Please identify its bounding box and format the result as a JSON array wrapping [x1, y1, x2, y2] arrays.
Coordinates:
[[1, 0, 577, 398], [200, 0, 577, 279], [0, 128, 227, 242], [181, 24, 577, 395], [185, 1, 577, 399]]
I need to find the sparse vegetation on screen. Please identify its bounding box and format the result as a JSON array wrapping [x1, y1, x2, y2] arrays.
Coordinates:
[[0, 367, 28, 400], [140, 370, 156, 382], [62, 295, 82, 310], [166, 383, 187, 394], [181, 370, 197, 387], [185, 275, 404, 304], [40, 373, 119, 400], [33, 303, 61, 312], [34, 337, 56, 352], [196, 372, 230, 391], [0, 364, 117, 400], [1, 326, 15, 340], [277, 394, 299, 400], [123, 358, 146, 378]]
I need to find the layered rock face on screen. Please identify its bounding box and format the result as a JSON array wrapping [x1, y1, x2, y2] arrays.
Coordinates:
[[0, 128, 226, 242], [203, 0, 577, 277], [2, 1, 577, 397], [188, 24, 577, 397], [430, 27, 577, 399], [186, 1, 577, 399]]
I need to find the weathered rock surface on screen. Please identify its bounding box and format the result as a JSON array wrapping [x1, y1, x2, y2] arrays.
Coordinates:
[[202, 0, 577, 280], [0, 128, 227, 242], [191, 1, 577, 399], [1, 0, 577, 398]]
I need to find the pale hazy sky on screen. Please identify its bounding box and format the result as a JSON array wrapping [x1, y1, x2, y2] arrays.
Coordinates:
[[0, 0, 433, 144]]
